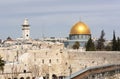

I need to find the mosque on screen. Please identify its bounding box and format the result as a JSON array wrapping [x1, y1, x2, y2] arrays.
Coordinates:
[[0, 19, 119, 79], [65, 21, 91, 48]]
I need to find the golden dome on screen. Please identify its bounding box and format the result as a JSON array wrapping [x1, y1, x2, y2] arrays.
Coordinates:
[[70, 21, 91, 35]]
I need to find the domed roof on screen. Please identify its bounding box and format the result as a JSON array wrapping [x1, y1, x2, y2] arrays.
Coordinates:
[[70, 21, 91, 35]]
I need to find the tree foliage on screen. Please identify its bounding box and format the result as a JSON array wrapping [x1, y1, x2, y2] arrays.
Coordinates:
[[86, 37, 95, 51], [112, 31, 117, 51], [0, 56, 5, 73], [96, 30, 105, 50], [117, 37, 120, 51], [72, 41, 80, 49], [105, 42, 112, 51]]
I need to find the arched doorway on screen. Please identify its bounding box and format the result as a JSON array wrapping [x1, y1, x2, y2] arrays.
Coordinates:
[[32, 77, 35, 79], [20, 77, 24, 79], [52, 74, 57, 79], [26, 77, 30, 79]]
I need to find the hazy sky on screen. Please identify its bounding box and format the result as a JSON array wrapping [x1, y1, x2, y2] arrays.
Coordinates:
[[0, 0, 120, 40]]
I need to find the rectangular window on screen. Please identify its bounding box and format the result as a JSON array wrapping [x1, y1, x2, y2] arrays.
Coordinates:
[[56, 59, 59, 63], [42, 59, 44, 64], [81, 35, 83, 39], [49, 59, 51, 63]]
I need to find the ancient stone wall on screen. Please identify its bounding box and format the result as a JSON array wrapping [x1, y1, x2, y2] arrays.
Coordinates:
[[0, 47, 120, 79], [66, 50, 120, 74]]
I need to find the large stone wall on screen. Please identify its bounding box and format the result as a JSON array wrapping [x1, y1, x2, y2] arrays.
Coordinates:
[[0, 46, 120, 79], [67, 50, 120, 74]]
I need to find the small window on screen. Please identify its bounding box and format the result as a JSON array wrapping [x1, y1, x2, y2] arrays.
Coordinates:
[[75, 35, 77, 39], [56, 59, 59, 62], [49, 59, 51, 63], [26, 34, 29, 37], [46, 52, 47, 55], [42, 59, 44, 64], [65, 62, 68, 65], [77, 35, 79, 39], [81, 35, 83, 39]]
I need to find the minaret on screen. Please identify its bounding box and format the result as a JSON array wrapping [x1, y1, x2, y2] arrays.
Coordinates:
[[22, 18, 30, 40]]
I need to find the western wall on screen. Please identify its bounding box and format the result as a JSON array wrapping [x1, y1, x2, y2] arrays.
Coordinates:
[[0, 42, 120, 79]]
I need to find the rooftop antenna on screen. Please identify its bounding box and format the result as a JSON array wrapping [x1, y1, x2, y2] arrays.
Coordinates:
[[41, 24, 45, 40]]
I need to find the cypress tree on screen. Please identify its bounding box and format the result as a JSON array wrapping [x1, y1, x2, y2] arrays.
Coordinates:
[[86, 37, 95, 51], [96, 30, 105, 50], [117, 37, 120, 51], [112, 31, 117, 51]]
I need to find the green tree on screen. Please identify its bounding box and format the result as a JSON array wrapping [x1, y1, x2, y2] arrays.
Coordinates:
[[112, 31, 117, 51], [86, 37, 95, 51], [0, 56, 5, 73], [96, 30, 105, 50], [105, 42, 112, 51], [72, 41, 80, 49], [117, 37, 120, 51]]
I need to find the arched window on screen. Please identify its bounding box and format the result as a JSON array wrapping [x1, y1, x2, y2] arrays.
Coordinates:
[[81, 35, 83, 39]]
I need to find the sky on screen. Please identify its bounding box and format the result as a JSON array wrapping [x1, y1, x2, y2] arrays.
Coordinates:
[[0, 0, 120, 40]]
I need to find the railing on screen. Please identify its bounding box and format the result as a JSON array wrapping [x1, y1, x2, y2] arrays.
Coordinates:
[[65, 64, 120, 79]]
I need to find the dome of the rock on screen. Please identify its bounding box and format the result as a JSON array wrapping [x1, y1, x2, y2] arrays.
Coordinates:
[[70, 21, 91, 35]]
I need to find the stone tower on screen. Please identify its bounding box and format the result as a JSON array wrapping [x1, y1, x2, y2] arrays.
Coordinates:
[[22, 18, 30, 40]]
